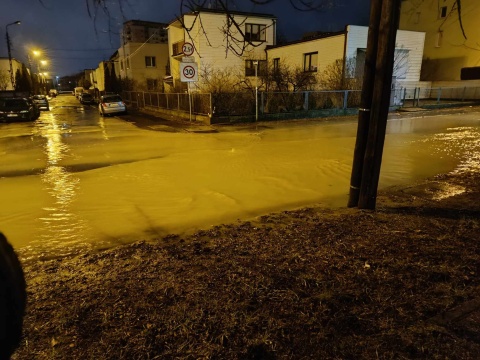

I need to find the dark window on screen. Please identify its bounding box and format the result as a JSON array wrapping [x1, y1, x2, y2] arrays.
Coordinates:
[[145, 56, 156, 67], [245, 60, 267, 77], [147, 79, 158, 91], [273, 58, 280, 73], [245, 24, 266, 42], [303, 52, 318, 72], [461, 67, 480, 80], [439, 6, 447, 18]]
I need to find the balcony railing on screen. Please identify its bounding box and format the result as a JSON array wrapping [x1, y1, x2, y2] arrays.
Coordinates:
[[172, 40, 185, 57]]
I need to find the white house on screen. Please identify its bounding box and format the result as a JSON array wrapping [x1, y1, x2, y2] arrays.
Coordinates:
[[266, 25, 425, 89], [167, 8, 277, 90]]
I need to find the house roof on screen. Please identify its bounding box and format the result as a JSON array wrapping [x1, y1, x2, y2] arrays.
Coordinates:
[[168, 7, 277, 26], [123, 19, 169, 28], [267, 30, 346, 50]]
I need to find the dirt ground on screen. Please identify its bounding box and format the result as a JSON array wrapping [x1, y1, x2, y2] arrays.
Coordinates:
[[10, 108, 480, 359]]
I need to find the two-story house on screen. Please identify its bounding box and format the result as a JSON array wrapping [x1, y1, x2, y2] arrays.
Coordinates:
[[266, 25, 425, 90], [117, 20, 170, 91], [167, 8, 277, 90], [400, 0, 480, 81]]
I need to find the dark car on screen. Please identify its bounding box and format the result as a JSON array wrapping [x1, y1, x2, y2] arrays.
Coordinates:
[[26, 97, 41, 120], [32, 95, 49, 111], [0, 98, 37, 122], [80, 93, 95, 105]]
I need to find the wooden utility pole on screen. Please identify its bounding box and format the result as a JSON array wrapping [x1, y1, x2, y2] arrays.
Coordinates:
[[348, 0, 402, 210], [347, 0, 382, 208]]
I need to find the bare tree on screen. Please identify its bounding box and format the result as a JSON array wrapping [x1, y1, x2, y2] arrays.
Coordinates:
[[86, 0, 336, 55], [0, 70, 9, 91]]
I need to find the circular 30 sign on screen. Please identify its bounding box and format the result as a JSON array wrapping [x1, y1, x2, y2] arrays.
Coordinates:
[[180, 62, 198, 82], [183, 65, 196, 79]]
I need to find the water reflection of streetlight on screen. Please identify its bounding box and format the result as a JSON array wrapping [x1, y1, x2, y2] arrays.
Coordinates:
[[253, 60, 258, 122], [33, 114, 85, 248], [5, 20, 21, 89]]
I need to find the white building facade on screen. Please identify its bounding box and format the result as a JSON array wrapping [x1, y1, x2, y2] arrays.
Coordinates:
[[266, 25, 425, 89]]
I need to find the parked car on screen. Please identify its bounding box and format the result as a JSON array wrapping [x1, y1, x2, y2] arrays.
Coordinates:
[[98, 94, 127, 116], [32, 95, 50, 111], [74, 87, 84, 99], [26, 97, 41, 120], [80, 93, 95, 105], [0, 98, 37, 122]]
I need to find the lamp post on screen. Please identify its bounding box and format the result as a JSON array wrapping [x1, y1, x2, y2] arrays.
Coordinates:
[[253, 60, 258, 121], [6, 20, 21, 90]]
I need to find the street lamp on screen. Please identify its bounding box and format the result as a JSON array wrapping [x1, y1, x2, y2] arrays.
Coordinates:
[[5, 20, 21, 90], [253, 60, 258, 121]]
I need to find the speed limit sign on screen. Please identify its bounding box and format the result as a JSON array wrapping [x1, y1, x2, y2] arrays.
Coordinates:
[[182, 42, 194, 56], [180, 62, 198, 82]]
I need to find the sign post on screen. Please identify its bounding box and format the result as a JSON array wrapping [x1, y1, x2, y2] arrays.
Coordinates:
[[180, 42, 197, 122]]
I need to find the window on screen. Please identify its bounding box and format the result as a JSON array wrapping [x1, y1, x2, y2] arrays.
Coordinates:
[[120, 60, 124, 71], [146, 78, 158, 91], [435, 31, 443, 48], [245, 60, 267, 77], [245, 23, 266, 42], [439, 6, 447, 18], [145, 56, 156, 68], [303, 52, 318, 72], [413, 12, 420, 24], [273, 58, 280, 73], [126, 58, 130, 69]]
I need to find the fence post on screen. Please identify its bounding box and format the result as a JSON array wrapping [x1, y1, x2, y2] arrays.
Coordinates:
[[303, 91, 309, 110], [402, 87, 406, 105], [416, 87, 420, 107], [260, 92, 264, 114], [178, 93, 180, 111], [210, 93, 212, 117], [462, 86, 466, 102], [437, 87, 442, 104], [343, 90, 349, 110]]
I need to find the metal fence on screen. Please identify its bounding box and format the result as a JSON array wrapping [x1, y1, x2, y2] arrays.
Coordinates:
[[122, 91, 212, 116], [122, 86, 480, 120], [392, 86, 480, 107]]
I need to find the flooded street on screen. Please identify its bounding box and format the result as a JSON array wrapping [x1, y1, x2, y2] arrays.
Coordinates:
[[1, 95, 479, 262]]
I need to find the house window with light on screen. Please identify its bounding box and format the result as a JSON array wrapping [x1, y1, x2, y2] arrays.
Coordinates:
[[303, 52, 318, 72], [245, 60, 267, 77], [245, 24, 266, 42], [145, 56, 156, 68]]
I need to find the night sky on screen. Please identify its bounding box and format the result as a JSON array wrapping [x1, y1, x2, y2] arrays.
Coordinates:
[[0, 0, 371, 77]]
